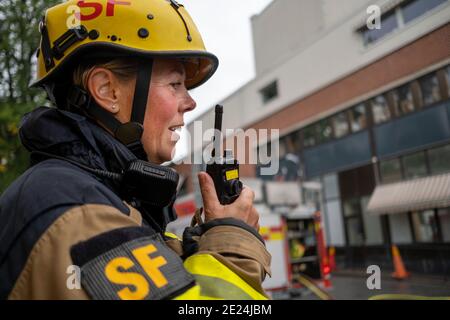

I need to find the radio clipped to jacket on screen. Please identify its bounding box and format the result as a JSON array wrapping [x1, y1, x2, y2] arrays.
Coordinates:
[[206, 105, 243, 205], [121, 160, 179, 208]]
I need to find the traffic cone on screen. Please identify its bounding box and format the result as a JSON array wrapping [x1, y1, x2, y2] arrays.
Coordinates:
[[328, 246, 336, 271], [391, 245, 409, 280], [323, 275, 332, 289]]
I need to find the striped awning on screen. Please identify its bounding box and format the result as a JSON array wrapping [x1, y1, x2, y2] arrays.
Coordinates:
[[367, 173, 450, 215]]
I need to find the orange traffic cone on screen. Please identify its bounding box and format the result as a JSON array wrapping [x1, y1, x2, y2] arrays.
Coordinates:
[[328, 247, 336, 271], [391, 245, 409, 280]]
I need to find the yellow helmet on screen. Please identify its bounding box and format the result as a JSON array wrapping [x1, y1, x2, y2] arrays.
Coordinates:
[[32, 0, 218, 90], [31, 0, 219, 160]]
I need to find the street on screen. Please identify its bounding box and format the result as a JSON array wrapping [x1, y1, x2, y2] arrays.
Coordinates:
[[271, 271, 450, 300]]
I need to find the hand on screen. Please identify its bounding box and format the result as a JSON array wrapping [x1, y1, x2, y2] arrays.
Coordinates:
[[197, 172, 260, 231]]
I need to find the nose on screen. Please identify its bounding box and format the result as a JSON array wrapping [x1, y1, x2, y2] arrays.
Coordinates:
[[181, 92, 196, 113]]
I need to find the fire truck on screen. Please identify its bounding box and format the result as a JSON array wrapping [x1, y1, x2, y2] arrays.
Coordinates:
[[257, 180, 332, 296]]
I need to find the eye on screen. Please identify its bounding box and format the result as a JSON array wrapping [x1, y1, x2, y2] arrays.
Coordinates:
[[170, 82, 182, 89]]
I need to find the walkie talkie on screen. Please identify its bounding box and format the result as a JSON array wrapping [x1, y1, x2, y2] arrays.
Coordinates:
[[206, 105, 243, 205]]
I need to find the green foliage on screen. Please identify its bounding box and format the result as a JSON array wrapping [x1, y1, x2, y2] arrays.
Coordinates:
[[0, 102, 34, 192], [0, 0, 59, 194]]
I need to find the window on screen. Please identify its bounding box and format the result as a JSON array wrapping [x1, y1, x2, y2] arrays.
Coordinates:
[[316, 118, 333, 143], [361, 10, 398, 45], [371, 95, 391, 124], [303, 126, 316, 148], [346, 217, 365, 245], [285, 132, 301, 155], [325, 200, 345, 246], [338, 164, 376, 199], [446, 65, 450, 95], [411, 210, 439, 243], [403, 152, 427, 179], [323, 173, 339, 200], [438, 208, 450, 242], [343, 198, 365, 245], [260, 81, 278, 104], [389, 213, 413, 244], [419, 73, 441, 107], [361, 196, 383, 245], [278, 137, 287, 159], [303, 177, 321, 206], [343, 198, 360, 218], [401, 0, 447, 24], [392, 84, 415, 116], [428, 144, 450, 175], [278, 157, 300, 181], [349, 104, 367, 132], [380, 158, 402, 183], [333, 112, 349, 138]]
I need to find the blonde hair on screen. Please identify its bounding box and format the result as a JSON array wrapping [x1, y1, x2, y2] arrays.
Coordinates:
[[72, 58, 139, 90]]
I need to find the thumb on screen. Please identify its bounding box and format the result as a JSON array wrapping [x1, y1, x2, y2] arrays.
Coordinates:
[[198, 172, 220, 209]]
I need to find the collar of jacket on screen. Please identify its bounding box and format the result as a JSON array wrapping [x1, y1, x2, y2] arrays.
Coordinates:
[[19, 106, 137, 179]]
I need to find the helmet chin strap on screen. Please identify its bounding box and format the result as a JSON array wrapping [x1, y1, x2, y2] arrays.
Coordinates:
[[67, 59, 153, 161]]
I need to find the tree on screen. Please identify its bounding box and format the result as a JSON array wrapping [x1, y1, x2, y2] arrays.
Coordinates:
[[0, 0, 59, 193], [0, 102, 34, 191]]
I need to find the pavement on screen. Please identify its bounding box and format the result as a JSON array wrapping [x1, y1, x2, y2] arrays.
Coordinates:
[[271, 270, 450, 300]]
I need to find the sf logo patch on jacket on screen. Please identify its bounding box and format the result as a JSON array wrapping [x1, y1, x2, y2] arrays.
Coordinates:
[[70, 226, 194, 300]]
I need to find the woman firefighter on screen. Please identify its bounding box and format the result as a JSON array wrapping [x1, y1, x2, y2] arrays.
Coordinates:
[[0, 0, 271, 300]]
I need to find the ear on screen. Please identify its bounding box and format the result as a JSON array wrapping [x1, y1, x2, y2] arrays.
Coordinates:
[[86, 67, 120, 114]]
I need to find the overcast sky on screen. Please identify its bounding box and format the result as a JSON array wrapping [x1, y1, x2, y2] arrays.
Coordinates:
[[173, 0, 274, 160]]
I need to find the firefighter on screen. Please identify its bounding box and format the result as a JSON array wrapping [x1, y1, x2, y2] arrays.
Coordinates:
[[0, 0, 271, 299]]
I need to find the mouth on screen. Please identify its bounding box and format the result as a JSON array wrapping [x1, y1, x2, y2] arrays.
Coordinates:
[[168, 124, 184, 141], [168, 124, 184, 132]]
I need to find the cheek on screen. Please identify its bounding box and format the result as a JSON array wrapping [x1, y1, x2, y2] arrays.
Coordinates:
[[146, 95, 177, 134]]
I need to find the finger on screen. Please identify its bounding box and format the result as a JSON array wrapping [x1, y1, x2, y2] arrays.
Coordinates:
[[198, 172, 220, 210], [248, 207, 259, 228], [234, 186, 254, 208], [240, 185, 255, 202]]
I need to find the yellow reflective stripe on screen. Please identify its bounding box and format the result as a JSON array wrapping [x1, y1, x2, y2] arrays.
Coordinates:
[[192, 274, 254, 299], [183, 254, 268, 300], [173, 284, 223, 300], [173, 285, 201, 300], [164, 232, 180, 240]]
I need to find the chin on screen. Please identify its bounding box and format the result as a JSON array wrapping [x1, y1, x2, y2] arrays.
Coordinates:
[[166, 151, 176, 162], [142, 143, 172, 163], [158, 148, 175, 164], [165, 143, 177, 160]]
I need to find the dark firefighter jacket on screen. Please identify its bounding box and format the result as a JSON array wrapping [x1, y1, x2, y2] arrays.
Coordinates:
[[0, 107, 271, 300]]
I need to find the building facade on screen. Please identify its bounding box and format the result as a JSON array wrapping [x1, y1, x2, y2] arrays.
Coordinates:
[[181, 0, 450, 274]]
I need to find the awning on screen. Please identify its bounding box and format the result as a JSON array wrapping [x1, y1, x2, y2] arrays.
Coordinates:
[[367, 173, 450, 215]]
